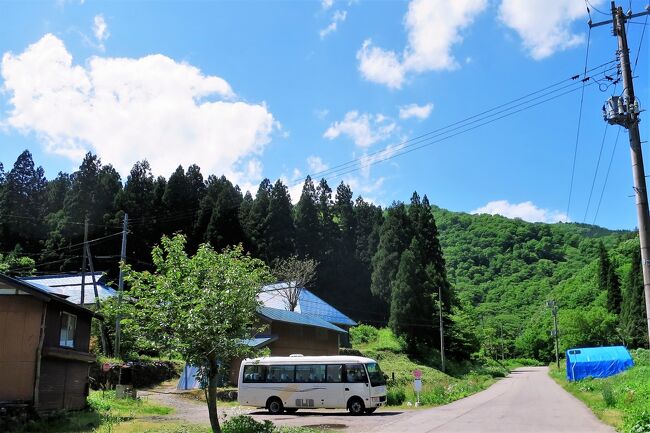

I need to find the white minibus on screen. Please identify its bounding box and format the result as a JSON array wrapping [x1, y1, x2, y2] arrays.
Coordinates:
[[237, 355, 387, 415]]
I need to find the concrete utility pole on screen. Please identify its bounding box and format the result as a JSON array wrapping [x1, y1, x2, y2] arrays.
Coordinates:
[[115, 213, 128, 359], [593, 2, 650, 346]]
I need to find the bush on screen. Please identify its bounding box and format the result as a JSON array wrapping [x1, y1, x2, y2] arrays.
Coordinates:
[[222, 415, 274, 433], [350, 324, 379, 345], [602, 383, 616, 407], [386, 387, 406, 406], [624, 409, 650, 433]]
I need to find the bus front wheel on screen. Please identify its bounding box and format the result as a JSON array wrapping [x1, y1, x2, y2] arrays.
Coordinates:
[[267, 397, 284, 415], [348, 397, 365, 416]]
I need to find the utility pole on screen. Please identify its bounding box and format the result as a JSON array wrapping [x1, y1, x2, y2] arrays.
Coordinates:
[[80, 217, 88, 306], [548, 300, 560, 369], [437, 286, 445, 373], [115, 213, 128, 359], [592, 2, 650, 346], [86, 244, 108, 354]]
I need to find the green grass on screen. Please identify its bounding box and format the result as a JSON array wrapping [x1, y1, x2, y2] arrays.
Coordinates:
[[548, 349, 650, 433], [351, 326, 518, 409]]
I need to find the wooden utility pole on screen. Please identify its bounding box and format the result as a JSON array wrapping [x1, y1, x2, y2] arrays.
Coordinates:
[[592, 2, 650, 346], [437, 286, 445, 373], [80, 217, 88, 306], [548, 301, 560, 369], [115, 213, 128, 359]]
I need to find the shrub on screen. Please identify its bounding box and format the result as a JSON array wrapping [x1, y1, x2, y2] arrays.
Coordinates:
[[222, 415, 274, 433], [350, 324, 379, 345], [386, 387, 406, 406], [601, 385, 615, 407], [623, 409, 650, 433]]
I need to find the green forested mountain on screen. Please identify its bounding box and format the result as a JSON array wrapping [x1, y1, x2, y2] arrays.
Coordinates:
[[1, 150, 647, 362], [433, 206, 646, 359]]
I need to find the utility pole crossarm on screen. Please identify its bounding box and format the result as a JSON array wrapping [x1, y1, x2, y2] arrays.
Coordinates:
[[589, 5, 650, 28]]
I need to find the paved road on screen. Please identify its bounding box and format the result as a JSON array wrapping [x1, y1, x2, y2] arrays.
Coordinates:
[[145, 367, 615, 433]]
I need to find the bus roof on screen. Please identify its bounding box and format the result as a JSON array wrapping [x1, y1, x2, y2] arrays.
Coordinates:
[[242, 355, 377, 364]]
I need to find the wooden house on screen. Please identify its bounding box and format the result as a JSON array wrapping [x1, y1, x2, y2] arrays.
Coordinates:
[[0, 274, 97, 412]]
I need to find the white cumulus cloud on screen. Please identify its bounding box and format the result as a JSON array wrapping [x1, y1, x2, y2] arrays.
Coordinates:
[[357, 0, 486, 88], [307, 156, 328, 173], [324, 111, 396, 148], [93, 15, 108, 43], [472, 200, 568, 223], [322, 0, 334, 10], [399, 102, 433, 120], [498, 0, 597, 59], [1, 34, 276, 186], [320, 10, 347, 39]]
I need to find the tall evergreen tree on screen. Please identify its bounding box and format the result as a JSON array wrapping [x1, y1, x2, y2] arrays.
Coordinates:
[[607, 262, 622, 315], [198, 175, 244, 250], [334, 182, 355, 254], [244, 179, 272, 258], [598, 242, 611, 293], [0, 150, 47, 251], [370, 202, 413, 305], [265, 179, 295, 262], [389, 238, 435, 352], [238, 191, 254, 252], [620, 248, 649, 348], [116, 161, 157, 261], [294, 176, 320, 259]]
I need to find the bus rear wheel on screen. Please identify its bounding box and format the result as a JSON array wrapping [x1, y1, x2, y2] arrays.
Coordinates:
[[348, 397, 365, 416], [267, 397, 284, 415]]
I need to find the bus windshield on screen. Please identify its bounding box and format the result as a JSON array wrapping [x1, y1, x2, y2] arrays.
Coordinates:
[[365, 362, 386, 387]]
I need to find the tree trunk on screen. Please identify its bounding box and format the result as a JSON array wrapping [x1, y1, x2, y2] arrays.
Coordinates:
[[206, 355, 221, 433]]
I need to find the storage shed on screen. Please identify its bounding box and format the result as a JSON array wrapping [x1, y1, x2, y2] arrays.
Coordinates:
[[566, 346, 634, 381], [0, 274, 98, 412]]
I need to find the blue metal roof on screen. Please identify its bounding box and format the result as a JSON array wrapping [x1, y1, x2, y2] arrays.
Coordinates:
[[298, 289, 357, 327], [21, 273, 117, 305], [259, 283, 356, 327], [239, 336, 277, 348], [258, 306, 346, 333]]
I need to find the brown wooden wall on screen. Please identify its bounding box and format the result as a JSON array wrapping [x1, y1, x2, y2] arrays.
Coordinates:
[[0, 296, 42, 402], [268, 322, 339, 356], [42, 304, 91, 353], [38, 358, 89, 411]]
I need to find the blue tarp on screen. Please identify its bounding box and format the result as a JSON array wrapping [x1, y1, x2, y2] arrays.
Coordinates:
[[566, 346, 634, 381]]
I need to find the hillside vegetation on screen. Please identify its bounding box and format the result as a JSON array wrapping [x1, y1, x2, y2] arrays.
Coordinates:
[[433, 207, 645, 360], [549, 349, 650, 433]]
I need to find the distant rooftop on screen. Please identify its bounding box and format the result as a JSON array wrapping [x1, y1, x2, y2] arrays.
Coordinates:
[[21, 273, 116, 305], [259, 282, 356, 327]]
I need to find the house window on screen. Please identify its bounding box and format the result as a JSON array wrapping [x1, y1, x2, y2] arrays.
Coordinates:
[[60, 312, 77, 348]]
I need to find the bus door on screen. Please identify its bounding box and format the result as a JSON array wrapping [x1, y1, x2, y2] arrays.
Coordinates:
[[321, 364, 344, 408], [344, 363, 370, 407]]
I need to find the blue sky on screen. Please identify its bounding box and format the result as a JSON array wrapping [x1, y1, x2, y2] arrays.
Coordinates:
[[0, 0, 647, 230]]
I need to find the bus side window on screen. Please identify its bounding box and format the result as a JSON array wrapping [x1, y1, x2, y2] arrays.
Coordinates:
[[243, 365, 267, 383], [326, 364, 342, 383], [345, 364, 368, 383]]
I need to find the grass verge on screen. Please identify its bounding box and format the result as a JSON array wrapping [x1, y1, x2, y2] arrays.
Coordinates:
[[548, 348, 650, 433]]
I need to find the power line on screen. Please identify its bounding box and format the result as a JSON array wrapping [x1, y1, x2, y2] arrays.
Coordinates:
[[633, 12, 648, 73], [315, 78, 608, 186], [566, 26, 593, 222], [593, 127, 622, 224], [296, 61, 617, 185], [294, 65, 617, 187], [583, 82, 620, 222]]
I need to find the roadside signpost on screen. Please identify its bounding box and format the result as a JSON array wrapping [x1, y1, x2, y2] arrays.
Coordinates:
[[413, 370, 422, 406]]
